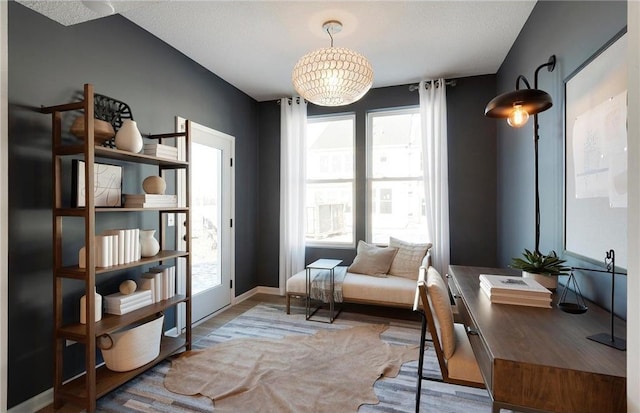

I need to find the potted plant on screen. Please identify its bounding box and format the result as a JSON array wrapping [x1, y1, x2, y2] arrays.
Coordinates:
[[510, 249, 570, 290]]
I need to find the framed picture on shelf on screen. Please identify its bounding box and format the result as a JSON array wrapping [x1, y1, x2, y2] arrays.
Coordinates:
[[72, 160, 123, 207]]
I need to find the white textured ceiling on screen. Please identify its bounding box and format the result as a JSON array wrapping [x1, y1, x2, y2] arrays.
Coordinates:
[[16, 0, 536, 102]]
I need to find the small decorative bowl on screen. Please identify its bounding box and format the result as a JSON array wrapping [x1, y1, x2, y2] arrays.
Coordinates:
[[70, 116, 115, 144]]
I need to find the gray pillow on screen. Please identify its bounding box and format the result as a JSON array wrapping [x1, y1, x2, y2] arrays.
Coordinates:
[[347, 241, 398, 277]]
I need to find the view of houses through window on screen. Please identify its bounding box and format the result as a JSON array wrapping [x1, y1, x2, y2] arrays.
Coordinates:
[[306, 115, 355, 246], [368, 108, 427, 244], [305, 108, 428, 247]]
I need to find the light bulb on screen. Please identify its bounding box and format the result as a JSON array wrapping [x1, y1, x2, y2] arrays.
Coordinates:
[[507, 105, 529, 128]]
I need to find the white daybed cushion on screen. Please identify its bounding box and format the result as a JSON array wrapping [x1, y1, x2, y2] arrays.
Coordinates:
[[341, 273, 416, 306], [286, 269, 416, 307]]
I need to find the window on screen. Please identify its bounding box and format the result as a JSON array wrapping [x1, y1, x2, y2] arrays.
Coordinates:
[[367, 108, 427, 244], [305, 114, 355, 246]]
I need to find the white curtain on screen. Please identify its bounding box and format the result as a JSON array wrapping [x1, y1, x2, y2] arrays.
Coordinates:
[[279, 97, 307, 295], [419, 79, 450, 275]]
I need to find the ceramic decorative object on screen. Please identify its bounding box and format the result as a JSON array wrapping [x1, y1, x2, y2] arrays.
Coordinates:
[[142, 176, 166, 195], [523, 271, 558, 290], [140, 229, 160, 257], [115, 119, 143, 153], [119, 280, 137, 295], [70, 116, 115, 144], [80, 287, 103, 324]]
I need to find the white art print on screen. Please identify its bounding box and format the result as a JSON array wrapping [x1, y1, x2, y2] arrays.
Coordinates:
[[74, 160, 122, 207]]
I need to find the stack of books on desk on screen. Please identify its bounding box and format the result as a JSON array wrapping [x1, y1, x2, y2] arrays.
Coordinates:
[[144, 143, 178, 160], [124, 194, 178, 208], [479, 274, 552, 308], [104, 289, 153, 315]]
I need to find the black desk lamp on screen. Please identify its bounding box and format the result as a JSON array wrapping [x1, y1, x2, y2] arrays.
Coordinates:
[[484, 55, 556, 254]]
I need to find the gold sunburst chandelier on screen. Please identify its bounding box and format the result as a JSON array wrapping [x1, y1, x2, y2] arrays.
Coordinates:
[[292, 20, 374, 107]]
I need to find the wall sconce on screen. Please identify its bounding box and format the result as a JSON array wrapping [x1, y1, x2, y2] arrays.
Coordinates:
[[484, 55, 556, 254]]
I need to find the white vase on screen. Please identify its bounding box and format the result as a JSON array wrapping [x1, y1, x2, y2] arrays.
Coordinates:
[[80, 287, 102, 324], [523, 271, 558, 290], [115, 119, 143, 153], [140, 229, 160, 257]]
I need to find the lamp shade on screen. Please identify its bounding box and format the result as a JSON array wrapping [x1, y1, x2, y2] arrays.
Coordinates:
[[292, 46, 374, 107], [484, 88, 553, 118]]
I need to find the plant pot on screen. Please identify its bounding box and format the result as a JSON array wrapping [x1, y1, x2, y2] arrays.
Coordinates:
[[522, 271, 557, 290]]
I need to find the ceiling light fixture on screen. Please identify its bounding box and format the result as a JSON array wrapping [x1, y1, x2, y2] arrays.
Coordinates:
[[292, 20, 374, 107], [81, 0, 115, 15]]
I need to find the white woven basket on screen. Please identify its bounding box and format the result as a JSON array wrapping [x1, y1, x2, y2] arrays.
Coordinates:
[[98, 313, 164, 372]]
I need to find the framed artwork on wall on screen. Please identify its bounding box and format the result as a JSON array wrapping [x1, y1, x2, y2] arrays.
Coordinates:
[[72, 160, 122, 207], [564, 28, 627, 269]]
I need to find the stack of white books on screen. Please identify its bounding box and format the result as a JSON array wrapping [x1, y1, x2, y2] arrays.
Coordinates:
[[143, 143, 178, 160], [104, 289, 153, 315], [79, 229, 141, 268], [479, 274, 552, 308], [139, 265, 176, 303], [124, 194, 178, 208]]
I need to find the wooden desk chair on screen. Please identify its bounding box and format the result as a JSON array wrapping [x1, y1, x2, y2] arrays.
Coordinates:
[[413, 266, 490, 413]]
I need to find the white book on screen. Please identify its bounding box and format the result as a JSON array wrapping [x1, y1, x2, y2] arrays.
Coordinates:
[[139, 274, 156, 303], [124, 194, 178, 202], [95, 235, 110, 267], [104, 290, 152, 305], [134, 228, 141, 260], [144, 269, 163, 303], [124, 202, 178, 209], [104, 229, 126, 265], [104, 298, 153, 315], [479, 274, 551, 297], [480, 280, 551, 304]]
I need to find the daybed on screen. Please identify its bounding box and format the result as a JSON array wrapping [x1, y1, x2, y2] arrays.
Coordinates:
[[286, 238, 431, 313]]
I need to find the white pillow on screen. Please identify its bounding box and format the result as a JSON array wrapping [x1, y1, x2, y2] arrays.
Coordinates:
[[388, 237, 432, 280], [347, 241, 398, 277]]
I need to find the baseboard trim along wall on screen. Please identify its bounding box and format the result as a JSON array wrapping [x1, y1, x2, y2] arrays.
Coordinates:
[[234, 286, 281, 304]]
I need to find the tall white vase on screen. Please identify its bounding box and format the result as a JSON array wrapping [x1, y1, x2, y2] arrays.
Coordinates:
[[140, 229, 160, 257], [115, 119, 143, 153], [80, 287, 102, 324]]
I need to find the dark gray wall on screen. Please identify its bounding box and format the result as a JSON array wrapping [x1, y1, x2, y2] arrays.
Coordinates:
[[256, 78, 499, 287], [496, 1, 627, 317], [8, 2, 259, 407]]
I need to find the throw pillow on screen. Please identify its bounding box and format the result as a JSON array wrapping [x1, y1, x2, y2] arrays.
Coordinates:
[[426, 266, 456, 359], [388, 237, 432, 280], [347, 241, 398, 277]]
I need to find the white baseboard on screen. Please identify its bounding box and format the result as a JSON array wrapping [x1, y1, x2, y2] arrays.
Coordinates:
[[234, 286, 281, 304], [8, 285, 283, 412]]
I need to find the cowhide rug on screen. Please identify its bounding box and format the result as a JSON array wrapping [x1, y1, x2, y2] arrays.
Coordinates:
[[164, 324, 419, 412]]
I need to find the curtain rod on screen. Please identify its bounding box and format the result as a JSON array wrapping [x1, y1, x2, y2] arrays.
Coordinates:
[[409, 79, 457, 92]]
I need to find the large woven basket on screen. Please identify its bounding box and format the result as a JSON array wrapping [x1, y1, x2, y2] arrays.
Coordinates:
[[98, 313, 164, 372]]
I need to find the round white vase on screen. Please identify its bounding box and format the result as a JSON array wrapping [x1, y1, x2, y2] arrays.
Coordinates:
[[80, 287, 102, 324], [140, 229, 160, 257], [522, 271, 558, 290], [115, 119, 143, 153]]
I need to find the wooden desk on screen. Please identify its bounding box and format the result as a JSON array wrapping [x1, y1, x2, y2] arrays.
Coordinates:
[[448, 265, 626, 413]]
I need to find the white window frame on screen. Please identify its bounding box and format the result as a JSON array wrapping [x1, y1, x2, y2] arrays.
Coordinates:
[[366, 106, 423, 245], [305, 113, 356, 248]]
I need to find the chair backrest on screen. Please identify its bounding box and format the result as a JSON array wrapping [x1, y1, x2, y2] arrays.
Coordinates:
[[415, 266, 457, 376]]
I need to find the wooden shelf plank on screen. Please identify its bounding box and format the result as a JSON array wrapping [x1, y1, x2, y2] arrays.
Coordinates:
[[58, 336, 187, 401], [57, 295, 188, 338], [55, 207, 188, 216], [56, 250, 188, 278], [94, 146, 188, 167]]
